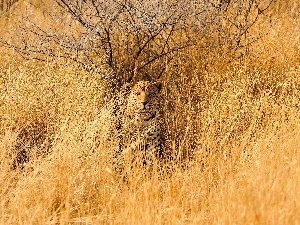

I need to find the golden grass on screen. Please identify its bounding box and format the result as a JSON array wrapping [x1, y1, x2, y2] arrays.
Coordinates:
[[1, 1, 300, 224]]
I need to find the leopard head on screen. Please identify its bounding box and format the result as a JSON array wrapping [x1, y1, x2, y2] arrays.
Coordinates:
[[126, 81, 162, 121]]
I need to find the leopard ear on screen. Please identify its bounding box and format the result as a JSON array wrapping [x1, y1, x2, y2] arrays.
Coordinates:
[[123, 82, 133, 91], [154, 82, 162, 92]]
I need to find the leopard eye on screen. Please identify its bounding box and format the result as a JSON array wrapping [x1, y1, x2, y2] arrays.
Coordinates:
[[148, 88, 154, 94]]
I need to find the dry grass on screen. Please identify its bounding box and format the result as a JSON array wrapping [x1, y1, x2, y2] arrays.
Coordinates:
[[1, 1, 300, 224]]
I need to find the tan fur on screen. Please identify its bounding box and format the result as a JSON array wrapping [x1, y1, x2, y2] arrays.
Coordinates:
[[113, 81, 163, 170]]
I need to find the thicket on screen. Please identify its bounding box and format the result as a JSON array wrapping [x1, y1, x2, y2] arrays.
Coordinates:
[[1, 0, 300, 161], [1, 0, 276, 87]]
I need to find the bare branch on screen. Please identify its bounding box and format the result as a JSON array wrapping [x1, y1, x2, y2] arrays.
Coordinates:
[[1, 0, 277, 90]]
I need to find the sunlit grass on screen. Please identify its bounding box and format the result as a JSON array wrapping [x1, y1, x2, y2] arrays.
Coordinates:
[[1, 1, 300, 224]]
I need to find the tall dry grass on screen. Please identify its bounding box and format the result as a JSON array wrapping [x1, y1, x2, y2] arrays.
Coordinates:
[[1, 1, 300, 224]]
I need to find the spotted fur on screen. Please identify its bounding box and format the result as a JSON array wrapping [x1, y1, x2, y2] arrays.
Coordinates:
[[112, 81, 163, 171]]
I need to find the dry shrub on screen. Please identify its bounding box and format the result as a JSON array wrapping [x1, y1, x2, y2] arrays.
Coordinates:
[[11, 119, 53, 169]]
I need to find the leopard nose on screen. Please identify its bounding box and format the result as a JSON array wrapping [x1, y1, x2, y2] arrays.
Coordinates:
[[142, 101, 148, 108]]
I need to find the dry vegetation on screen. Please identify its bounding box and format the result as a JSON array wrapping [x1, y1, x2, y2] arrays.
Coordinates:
[[0, 0, 300, 224]]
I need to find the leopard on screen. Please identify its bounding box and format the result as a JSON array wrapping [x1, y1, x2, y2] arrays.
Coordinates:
[[110, 80, 165, 173]]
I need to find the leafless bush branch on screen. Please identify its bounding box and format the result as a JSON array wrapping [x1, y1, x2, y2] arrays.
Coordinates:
[[0, 0, 276, 91]]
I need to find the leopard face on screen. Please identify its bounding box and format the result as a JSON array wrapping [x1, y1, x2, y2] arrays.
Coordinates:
[[125, 81, 162, 124]]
